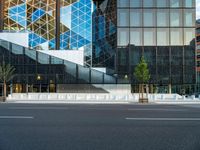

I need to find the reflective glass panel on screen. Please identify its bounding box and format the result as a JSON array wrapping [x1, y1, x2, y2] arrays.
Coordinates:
[[38, 52, 49, 64], [118, 28, 129, 46], [130, 0, 141, 7], [143, 0, 155, 7], [117, 9, 129, 26], [130, 9, 142, 27], [170, 10, 182, 26], [170, 28, 183, 45], [184, 28, 195, 45], [12, 43, 23, 54], [78, 66, 90, 82], [157, 9, 169, 26], [157, 0, 169, 7], [91, 70, 104, 83], [144, 28, 156, 46], [184, 9, 195, 26], [184, 0, 195, 7], [170, 0, 182, 7], [130, 28, 142, 46], [117, 0, 129, 7], [197, 28, 200, 34], [51, 57, 63, 64], [143, 10, 155, 27], [157, 28, 169, 46]]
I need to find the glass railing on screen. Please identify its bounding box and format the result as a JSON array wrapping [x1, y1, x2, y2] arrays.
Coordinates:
[[0, 39, 117, 84]]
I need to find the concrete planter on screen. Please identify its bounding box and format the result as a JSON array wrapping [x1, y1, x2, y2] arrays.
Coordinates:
[[139, 98, 148, 103], [0, 96, 6, 102]]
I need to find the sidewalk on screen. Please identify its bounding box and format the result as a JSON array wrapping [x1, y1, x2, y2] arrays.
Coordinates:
[[5, 99, 133, 104], [5, 99, 200, 104], [4, 93, 200, 104]]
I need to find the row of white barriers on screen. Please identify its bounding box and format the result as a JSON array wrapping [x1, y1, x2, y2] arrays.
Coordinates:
[[8, 93, 137, 101], [7, 93, 191, 102]]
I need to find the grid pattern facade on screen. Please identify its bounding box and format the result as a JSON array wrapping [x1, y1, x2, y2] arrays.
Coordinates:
[[196, 19, 200, 82], [2, 0, 117, 67], [117, 0, 196, 85], [0, 39, 117, 93], [92, 0, 117, 70], [3, 0, 93, 52]]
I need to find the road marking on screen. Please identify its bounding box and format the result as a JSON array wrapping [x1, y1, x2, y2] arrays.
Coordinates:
[[9, 107, 69, 110], [126, 118, 200, 121], [0, 116, 34, 119], [127, 108, 187, 111]]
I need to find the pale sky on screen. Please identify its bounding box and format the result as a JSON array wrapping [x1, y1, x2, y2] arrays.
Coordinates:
[[197, 0, 200, 19]]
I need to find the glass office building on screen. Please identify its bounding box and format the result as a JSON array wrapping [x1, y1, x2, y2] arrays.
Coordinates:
[[117, 0, 196, 92], [0, 0, 117, 93], [1, 0, 117, 67], [0, 0, 197, 93], [196, 19, 200, 83]]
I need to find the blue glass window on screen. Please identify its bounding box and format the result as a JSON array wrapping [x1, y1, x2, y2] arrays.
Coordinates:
[[184, 0, 195, 7], [144, 28, 156, 46], [143, 0, 155, 7], [118, 28, 129, 46], [157, 28, 169, 46], [157, 0, 169, 7], [170, 10, 182, 26], [130, 0, 141, 7], [170, 0, 182, 7], [118, 9, 129, 26], [184, 9, 195, 26], [117, 0, 129, 7], [130, 28, 142, 46], [143, 10, 155, 27], [184, 28, 195, 45], [157, 9, 169, 26], [130, 9, 142, 27], [170, 28, 183, 45]]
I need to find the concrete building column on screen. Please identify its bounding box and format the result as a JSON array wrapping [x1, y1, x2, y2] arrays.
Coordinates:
[[168, 84, 172, 94], [26, 84, 28, 94]]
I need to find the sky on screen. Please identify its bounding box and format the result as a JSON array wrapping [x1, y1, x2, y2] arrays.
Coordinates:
[[197, 0, 200, 19]]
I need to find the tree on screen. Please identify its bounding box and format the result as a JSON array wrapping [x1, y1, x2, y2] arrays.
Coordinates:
[[0, 62, 15, 101], [134, 56, 150, 102]]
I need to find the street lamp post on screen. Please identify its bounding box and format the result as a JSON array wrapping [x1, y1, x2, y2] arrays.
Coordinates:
[[37, 75, 41, 93]]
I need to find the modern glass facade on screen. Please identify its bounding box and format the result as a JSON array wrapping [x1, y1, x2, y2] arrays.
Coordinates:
[[3, 0, 92, 50], [0, 39, 116, 93], [0, 0, 197, 94], [2, 0, 117, 67], [117, 0, 196, 87], [92, 0, 117, 70], [196, 19, 200, 83]]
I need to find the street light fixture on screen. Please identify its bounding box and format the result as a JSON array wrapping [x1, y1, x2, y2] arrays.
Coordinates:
[[36, 74, 41, 92]]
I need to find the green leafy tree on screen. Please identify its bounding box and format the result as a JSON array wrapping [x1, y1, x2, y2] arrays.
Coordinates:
[[0, 62, 15, 101], [134, 56, 150, 101]]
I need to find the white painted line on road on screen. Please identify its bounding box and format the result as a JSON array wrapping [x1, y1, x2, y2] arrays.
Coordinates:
[[9, 107, 69, 110], [127, 108, 187, 111], [126, 118, 200, 121], [0, 116, 34, 119]]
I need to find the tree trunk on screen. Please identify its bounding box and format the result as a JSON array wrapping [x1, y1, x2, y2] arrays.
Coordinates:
[[139, 84, 141, 99], [3, 80, 6, 102], [141, 84, 144, 100]]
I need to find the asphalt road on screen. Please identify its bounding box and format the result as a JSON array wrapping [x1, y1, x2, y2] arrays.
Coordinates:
[[0, 103, 200, 150]]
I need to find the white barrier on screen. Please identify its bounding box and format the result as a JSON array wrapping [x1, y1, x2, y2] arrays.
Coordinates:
[[8, 93, 136, 101], [7, 93, 187, 102]]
